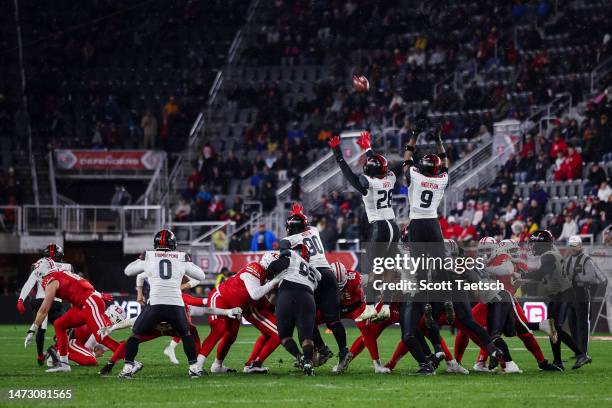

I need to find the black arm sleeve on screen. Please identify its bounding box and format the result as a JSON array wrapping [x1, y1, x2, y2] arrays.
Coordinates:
[[334, 147, 368, 195], [365, 149, 374, 159], [525, 253, 555, 281], [266, 257, 290, 280], [404, 164, 414, 187], [279, 239, 291, 251]]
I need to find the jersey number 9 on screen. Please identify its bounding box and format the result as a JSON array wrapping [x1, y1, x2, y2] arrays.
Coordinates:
[[420, 190, 433, 208]]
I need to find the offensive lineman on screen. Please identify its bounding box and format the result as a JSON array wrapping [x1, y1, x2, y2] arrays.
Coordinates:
[[120, 229, 207, 378], [17, 244, 72, 365], [281, 203, 352, 372], [267, 245, 321, 375]]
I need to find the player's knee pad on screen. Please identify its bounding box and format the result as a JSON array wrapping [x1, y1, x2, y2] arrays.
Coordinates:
[[302, 339, 314, 347]]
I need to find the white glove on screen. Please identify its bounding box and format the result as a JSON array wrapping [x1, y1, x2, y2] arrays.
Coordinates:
[[24, 324, 38, 348], [372, 304, 390, 322], [355, 305, 378, 322], [226, 307, 243, 319], [98, 325, 112, 338]]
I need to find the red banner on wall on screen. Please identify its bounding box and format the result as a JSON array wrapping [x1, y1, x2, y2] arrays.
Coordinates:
[[54, 150, 164, 171], [193, 251, 359, 273]]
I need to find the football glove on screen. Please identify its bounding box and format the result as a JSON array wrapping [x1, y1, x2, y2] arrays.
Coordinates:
[[226, 307, 243, 320], [356, 131, 371, 150], [371, 304, 391, 322], [328, 135, 341, 149], [16, 299, 26, 315], [98, 326, 111, 339], [101, 292, 114, 302], [24, 324, 38, 348], [355, 305, 378, 322]]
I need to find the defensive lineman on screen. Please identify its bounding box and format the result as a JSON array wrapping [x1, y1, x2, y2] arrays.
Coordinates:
[[17, 244, 72, 365], [120, 229, 207, 378]]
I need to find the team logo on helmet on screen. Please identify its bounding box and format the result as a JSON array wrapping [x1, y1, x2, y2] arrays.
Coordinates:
[[286, 202, 309, 235], [477, 237, 498, 261], [419, 154, 442, 176], [154, 229, 177, 251], [105, 304, 126, 325], [331, 261, 348, 290]]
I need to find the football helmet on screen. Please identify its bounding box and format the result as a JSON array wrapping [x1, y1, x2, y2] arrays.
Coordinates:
[[331, 261, 348, 290], [477, 237, 498, 261], [499, 239, 521, 261], [259, 251, 279, 269], [44, 244, 64, 262], [528, 230, 554, 256], [419, 154, 442, 176], [363, 154, 388, 178], [105, 304, 126, 325], [286, 202, 308, 235], [154, 229, 177, 251]]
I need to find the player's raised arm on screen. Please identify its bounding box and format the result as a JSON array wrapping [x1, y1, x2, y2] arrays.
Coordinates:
[[124, 253, 145, 276], [17, 266, 39, 314], [329, 135, 369, 195], [435, 130, 449, 171]]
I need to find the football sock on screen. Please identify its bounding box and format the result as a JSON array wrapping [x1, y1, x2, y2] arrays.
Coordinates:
[[257, 337, 280, 363], [169, 339, 179, 350], [181, 334, 198, 364], [125, 336, 140, 363], [247, 335, 267, 364], [303, 344, 314, 363], [493, 337, 512, 361], [312, 327, 326, 349], [196, 354, 206, 371], [282, 339, 301, 359], [36, 328, 46, 356], [327, 321, 347, 352]]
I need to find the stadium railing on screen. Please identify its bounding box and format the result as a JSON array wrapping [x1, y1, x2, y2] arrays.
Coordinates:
[[0, 206, 22, 234], [170, 221, 235, 249], [590, 54, 612, 95]]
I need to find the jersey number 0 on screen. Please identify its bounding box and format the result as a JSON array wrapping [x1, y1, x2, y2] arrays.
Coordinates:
[[159, 259, 172, 280]]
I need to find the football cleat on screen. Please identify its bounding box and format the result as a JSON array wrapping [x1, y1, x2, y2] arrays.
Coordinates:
[[132, 361, 144, 374], [572, 354, 592, 370], [552, 361, 565, 371], [502, 361, 523, 374], [46, 362, 71, 373], [384, 362, 396, 372], [423, 303, 435, 329], [473, 361, 491, 373], [99, 362, 115, 375], [416, 363, 435, 375], [302, 361, 315, 376], [445, 360, 469, 375], [488, 356, 499, 371], [374, 364, 391, 374], [163, 345, 179, 365], [539, 359, 563, 371], [294, 353, 304, 369], [332, 350, 353, 374], [118, 365, 134, 379], [189, 369, 205, 378], [243, 360, 269, 374], [46, 346, 59, 368], [210, 363, 236, 373], [314, 346, 334, 367], [539, 318, 558, 344]]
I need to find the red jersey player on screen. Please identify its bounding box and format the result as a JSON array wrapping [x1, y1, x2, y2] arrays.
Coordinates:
[[25, 269, 120, 373], [196, 252, 283, 374]]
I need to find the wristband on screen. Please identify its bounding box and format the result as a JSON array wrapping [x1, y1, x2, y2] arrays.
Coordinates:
[[405, 145, 415, 152], [28, 323, 38, 333], [438, 152, 447, 159], [402, 160, 414, 167]]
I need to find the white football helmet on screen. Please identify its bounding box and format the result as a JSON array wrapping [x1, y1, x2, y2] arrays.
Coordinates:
[[477, 237, 498, 261], [499, 238, 520, 261], [259, 251, 279, 269], [331, 261, 348, 290], [105, 304, 126, 325]]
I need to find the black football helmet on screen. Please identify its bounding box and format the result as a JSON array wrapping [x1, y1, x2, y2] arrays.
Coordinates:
[[528, 230, 553, 256], [43, 243, 64, 262], [286, 202, 308, 235], [363, 154, 388, 178], [154, 229, 177, 251], [419, 154, 442, 176]]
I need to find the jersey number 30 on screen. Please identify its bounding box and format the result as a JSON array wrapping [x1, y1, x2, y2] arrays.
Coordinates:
[[159, 259, 172, 280]]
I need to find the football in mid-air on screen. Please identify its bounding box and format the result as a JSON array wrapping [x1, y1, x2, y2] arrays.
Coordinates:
[[352, 75, 370, 92]]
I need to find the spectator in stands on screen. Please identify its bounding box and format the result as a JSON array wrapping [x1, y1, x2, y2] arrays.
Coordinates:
[[549, 132, 568, 160], [494, 184, 513, 210], [457, 219, 477, 243], [529, 183, 548, 208], [174, 198, 191, 221], [141, 111, 158, 149], [587, 163, 608, 193], [597, 181, 612, 202], [250, 224, 278, 251], [442, 216, 463, 240], [110, 185, 132, 206], [580, 215, 601, 239], [215, 267, 232, 288], [528, 199, 544, 225], [557, 215, 579, 241]]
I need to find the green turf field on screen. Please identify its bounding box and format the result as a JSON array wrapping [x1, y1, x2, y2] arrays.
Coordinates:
[[1, 325, 611, 407]]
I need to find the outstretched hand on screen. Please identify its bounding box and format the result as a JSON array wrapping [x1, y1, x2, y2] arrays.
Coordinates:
[[356, 131, 371, 150], [328, 135, 341, 149]]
